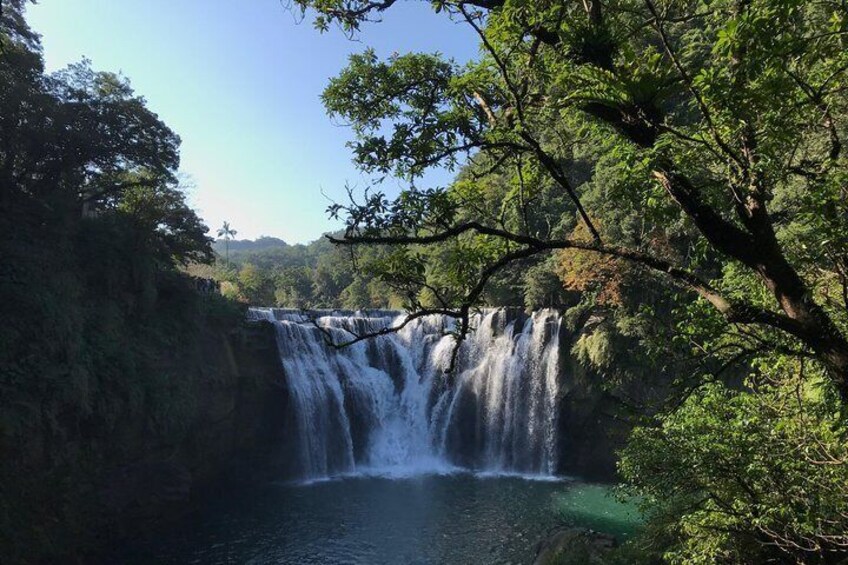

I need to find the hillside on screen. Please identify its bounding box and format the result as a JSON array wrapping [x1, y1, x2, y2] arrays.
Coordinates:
[[211, 236, 288, 255]]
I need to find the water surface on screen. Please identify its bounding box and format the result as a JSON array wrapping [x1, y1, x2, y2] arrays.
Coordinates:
[[120, 474, 640, 564]]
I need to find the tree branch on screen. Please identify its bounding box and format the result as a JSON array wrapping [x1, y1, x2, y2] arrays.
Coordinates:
[[327, 222, 806, 339], [459, 4, 602, 242], [313, 245, 541, 374], [644, 0, 744, 168]]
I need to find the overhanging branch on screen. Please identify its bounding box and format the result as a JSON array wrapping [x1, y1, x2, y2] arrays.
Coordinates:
[[328, 223, 806, 340], [314, 245, 542, 374]]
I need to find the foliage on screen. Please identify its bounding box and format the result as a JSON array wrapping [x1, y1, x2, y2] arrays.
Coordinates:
[[237, 263, 276, 305], [198, 236, 405, 309], [619, 377, 848, 564], [556, 221, 634, 308], [115, 175, 214, 265], [523, 257, 574, 310], [302, 0, 848, 398], [0, 5, 230, 562]]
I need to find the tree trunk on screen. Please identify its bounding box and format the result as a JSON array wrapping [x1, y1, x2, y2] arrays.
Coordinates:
[[654, 168, 848, 399], [756, 252, 848, 401]]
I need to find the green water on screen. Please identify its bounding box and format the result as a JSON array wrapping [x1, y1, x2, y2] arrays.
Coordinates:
[[553, 483, 642, 540], [117, 474, 640, 565]]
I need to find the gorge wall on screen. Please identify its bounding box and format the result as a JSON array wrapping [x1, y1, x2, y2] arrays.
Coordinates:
[[1, 296, 287, 565]]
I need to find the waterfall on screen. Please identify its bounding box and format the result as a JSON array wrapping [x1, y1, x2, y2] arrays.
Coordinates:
[[248, 308, 564, 480]]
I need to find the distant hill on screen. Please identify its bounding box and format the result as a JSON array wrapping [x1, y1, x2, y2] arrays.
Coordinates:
[[200, 231, 398, 309], [212, 236, 288, 255], [211, 234, 340, 270]]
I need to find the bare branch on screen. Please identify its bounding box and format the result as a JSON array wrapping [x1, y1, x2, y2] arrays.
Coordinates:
[[311, 307, 460, 348], [312, 245, 540, 374]]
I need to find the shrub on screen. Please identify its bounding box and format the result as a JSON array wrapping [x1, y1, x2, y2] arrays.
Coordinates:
[[619, 381, 848, 564]]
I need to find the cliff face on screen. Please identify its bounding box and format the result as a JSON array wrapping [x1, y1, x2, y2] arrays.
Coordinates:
[[0, 308, 288, 565], [94, 319, 288, 546], [554, 354, 630, 482], [554, 310, 663, 482]]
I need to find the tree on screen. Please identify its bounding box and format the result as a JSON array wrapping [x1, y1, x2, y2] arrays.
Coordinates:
[[217, 221, 238, 265], [0, 5, 219, 560], [1, 0, 210, 271], [114, 173, 213, 266], [312, 247, 356, 305], [2, 42, 180, 219], [237, 262, 275, 305], [275, 265, 315, 308], [523, 257, 572, 310], [294, 0, 848, 398], [619, 377, 848, 563], [340, 276, 372, 309]]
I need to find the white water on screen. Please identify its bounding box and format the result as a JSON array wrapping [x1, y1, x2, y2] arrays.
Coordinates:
[[248, 308, 564, 480]]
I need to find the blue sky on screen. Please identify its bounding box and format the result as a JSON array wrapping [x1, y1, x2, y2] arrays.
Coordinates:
[[27, 1, 478, 244]]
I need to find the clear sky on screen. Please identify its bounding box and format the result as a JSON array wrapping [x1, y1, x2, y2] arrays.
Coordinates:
[[27, 0, 478, 244]]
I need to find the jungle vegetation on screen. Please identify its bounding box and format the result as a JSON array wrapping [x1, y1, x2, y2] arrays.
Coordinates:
[[198, 226, 573, 310], [0, 2, 242, 561]]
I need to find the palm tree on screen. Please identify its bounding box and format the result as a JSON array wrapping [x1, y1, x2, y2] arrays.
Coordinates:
[[217, 221, 237, 265]]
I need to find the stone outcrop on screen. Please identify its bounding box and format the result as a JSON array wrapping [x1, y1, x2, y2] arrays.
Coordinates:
[[97, 319, 288, 534], [554, 314, 632, 482]]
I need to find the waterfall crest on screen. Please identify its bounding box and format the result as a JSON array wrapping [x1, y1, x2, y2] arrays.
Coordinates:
[[248, 308, 565, 480]]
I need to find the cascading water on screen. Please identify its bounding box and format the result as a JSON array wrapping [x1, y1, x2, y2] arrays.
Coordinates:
[[248, 308, 564, 480]]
